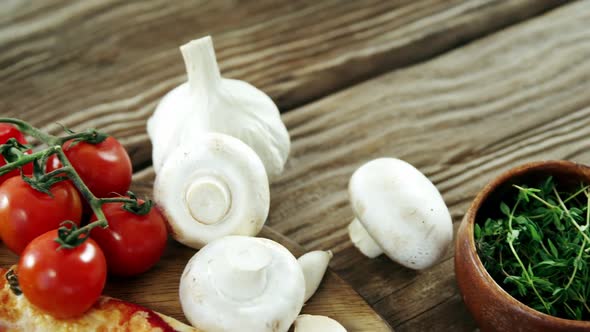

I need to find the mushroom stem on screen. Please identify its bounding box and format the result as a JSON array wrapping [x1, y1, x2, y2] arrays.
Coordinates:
[[185, 174, 231, 225], [298, 250, 333, 302], [211, 240, 272, 301], [348, 218, 383, 258]]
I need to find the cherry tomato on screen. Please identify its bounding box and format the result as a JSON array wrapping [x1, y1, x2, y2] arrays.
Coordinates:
[[18, 230, 107, 319], [90, 200, 168, 276], [0, 176, 83, 255], [0, 124, 33, 184], [47, 136, 132, 198]]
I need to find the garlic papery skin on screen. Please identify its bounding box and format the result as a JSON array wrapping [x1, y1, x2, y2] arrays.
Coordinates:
[[298, 250, 333, 302], [154, 133, 269, 249], [294, 315, 347, 332], [148, 36, 290, 182], [180, 236, 305, 332], [147, 83, 195, 178]]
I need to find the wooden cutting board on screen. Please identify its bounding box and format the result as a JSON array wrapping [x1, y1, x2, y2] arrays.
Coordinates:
[[0, 223, 392, 332]]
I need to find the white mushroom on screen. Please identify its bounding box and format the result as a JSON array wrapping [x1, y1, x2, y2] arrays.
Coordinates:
[[294, 315, 347, 332], [180, 236, 305, 332], [298, 250, 333, 302], [154, 133, 269, 249], [147, 36, 290, 181], [347, 158, 453, 270]]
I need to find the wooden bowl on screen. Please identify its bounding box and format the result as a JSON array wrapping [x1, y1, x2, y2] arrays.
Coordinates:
[[455, 160, 590, 332]]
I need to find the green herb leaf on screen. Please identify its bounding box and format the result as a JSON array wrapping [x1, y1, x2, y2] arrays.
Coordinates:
[[500, 202, 511, 216], [548, 238, 559, 258], [475, 177, 590, 320], [474, 223, 482, 239], [507, 229, 520, 243], [526, 223, 542, 242]]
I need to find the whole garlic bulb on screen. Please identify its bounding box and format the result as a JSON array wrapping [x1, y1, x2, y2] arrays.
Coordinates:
[[147, 36, 290, 182]]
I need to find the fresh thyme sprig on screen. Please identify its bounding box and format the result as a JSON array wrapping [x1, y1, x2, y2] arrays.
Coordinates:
[[475, 177, 590, 320]]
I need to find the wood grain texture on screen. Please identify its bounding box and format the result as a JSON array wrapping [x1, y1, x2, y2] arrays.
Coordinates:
[[0, 0, 566, 170], [94, 2, 590, 330], [0, 0, 586, 331], [275, 2, 590, 331]]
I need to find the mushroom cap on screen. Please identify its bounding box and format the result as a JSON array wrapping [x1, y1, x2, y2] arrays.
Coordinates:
[[349, 158, 453, 269], [180, 236, 305, 332], [154, 133, 270, 249]]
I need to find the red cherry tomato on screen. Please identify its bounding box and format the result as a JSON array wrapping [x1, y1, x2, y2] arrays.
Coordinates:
[[90, 200, 168, 276], [0, 176, 83, 255], [47, 136, 132, 198], [18, 230, 107, 319], [0, 124, 33, 184]]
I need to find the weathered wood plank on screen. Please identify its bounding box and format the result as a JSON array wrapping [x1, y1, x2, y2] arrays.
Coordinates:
[[0, 0, 566, 170], [393, 294, 476, 332], [274, 2, 590, 330], [103, 2, 590, 330], [1, 0, 586, 330]]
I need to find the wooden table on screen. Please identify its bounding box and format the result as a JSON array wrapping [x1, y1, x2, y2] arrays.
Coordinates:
[[1, 0, 589, 330]]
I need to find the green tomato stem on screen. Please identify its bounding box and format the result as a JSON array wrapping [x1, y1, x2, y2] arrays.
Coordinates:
[[0, 147, 58, 176], [0, 118, 150, 249], [98, 197, 137, 204], [0, 118, 60, 146], [58, 131, 92, 145], [0, 118, 114, 246], [53, 148, 107, 222], [38, 167, 70, 183]]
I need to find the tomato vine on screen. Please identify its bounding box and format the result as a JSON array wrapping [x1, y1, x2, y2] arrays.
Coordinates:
[[0, 117, 150, 249]]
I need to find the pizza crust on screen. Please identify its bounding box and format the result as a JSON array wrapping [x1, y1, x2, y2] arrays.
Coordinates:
[[0, 267, 200, 332]]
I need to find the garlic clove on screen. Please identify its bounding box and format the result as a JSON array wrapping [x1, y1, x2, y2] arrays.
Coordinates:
[[348, 158, 453, 270], [294, 314, 347, 332], [297, 250, 333, 302], [148, 36, 290, 181], [180, 236, 305, 332], [154, 133, 269, 249]]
